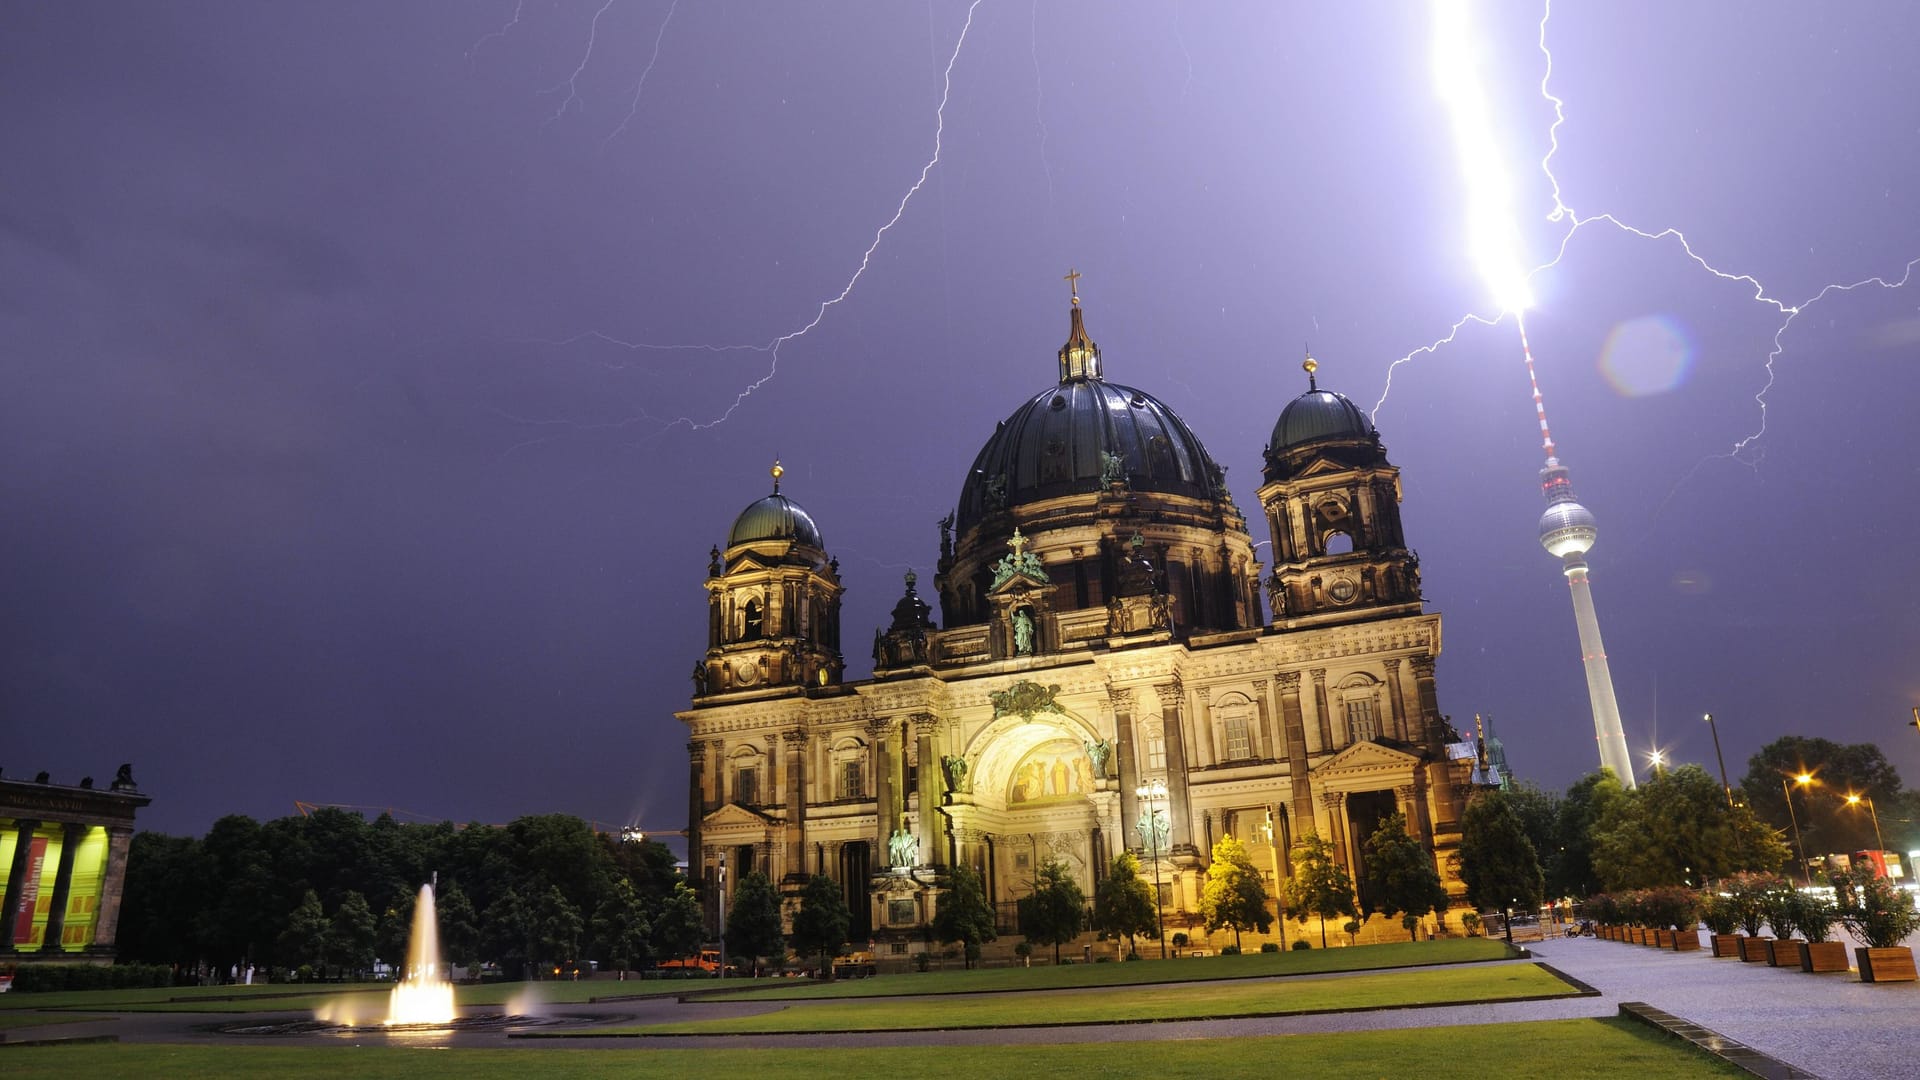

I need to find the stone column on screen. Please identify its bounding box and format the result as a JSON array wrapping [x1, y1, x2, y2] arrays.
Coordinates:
[[1321, 792, 1350, 869], [764, 735, 779, 809], [1252, 678, 1274, 761], [686, 742, 706, 884], [868, 718, 895, 859], [1311, 669, 1334, 751], [913, 714, 946, 867], [1410, 656, 1459, 828], [1396, 783, 1431, 844], [89, 826, 134, 953], [42, 823, 87, 951], [1192, 686, 1216, 767], [1110, 686, 1139, 845], [1, 819, 41, 951], [784, 730, 808, 880], [1157, 679, 1196, 852], [1277, 674, 1314, 838], [708, 739, 724, 808], [1384, 658, 1410, 742]]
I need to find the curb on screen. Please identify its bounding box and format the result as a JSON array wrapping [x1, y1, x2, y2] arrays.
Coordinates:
[[1617, 1001, 1816, 1080]]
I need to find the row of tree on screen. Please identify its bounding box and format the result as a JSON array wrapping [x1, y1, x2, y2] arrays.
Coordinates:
[[118, 809, 694, 979]]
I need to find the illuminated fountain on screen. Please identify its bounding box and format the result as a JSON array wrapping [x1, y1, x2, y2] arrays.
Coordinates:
[[385, 883, 456, 1025]]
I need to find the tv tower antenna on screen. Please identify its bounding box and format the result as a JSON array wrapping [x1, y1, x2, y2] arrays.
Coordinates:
[[1520, 315, 1635, 788]]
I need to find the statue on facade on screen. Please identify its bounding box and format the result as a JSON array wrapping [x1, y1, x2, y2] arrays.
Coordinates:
[[1084, 739, 1113, 780], [937, 511, 955, 562], [1106, 595, 1126, 636], [708, 545, 722, 577], [1135, 806, 1170, 852], [888, 827, 919, 868], [1099, 450, 1126, 487], [1012, 608, 1035, 655], [1148, 590, 1172, 630], [941, 754, 971, 794], [691, 661, 710, 696], [112, 763, 137, 791]]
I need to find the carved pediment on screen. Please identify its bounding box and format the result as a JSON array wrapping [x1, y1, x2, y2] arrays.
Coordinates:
[[701, 803, 779, 831], [990, 680, 1066, 720], [1313, 739, 1423, 776]]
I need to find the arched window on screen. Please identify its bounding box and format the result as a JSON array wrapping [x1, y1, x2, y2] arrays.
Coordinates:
[[743, 598, 763, 640], [1324, 531, 1354, 555], [1144, 722, 1167, 772], [1338, 675, 1382, 744], [833, 738, 865, 801], [1215, 694, 1255, 762]]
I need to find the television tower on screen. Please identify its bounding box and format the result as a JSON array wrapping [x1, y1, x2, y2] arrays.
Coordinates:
[[1519, 316, 1636, 788]]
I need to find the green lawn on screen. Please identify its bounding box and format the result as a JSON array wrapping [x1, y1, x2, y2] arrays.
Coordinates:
[[604, 963, 1575, 1035], [3, 977, 696, 1015], [0, 1011, 104, 1031], [0, 982, 375, 1012], [706, 938, 1512, 1001], [0, 1018, 1745, 1078]]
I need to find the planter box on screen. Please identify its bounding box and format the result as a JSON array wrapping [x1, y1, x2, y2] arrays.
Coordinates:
[[1856, 946, 1919, 983], [1671, 929, 1701, 952], [1711, 934, 1743, 957], [1799, 940, 1848, 973], [1636, 928, 1654, 946], [1739, 936, 1774, 962], [1767, 938, 1801, 967], [1655, 929, 1675, 948]]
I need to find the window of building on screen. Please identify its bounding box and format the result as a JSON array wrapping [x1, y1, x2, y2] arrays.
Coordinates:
[[735, 766, 758, 806], [1223, 715, 1251, 761], [1345, 697, 1378, 743], [889, 900, 917, 925], [1145, 726, 1166, 771], [839, 760, 863, 801], [743, 598, 762, 639]]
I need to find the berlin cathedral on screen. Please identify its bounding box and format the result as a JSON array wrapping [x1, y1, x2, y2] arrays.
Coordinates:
[[680, 284, 1473, 952]]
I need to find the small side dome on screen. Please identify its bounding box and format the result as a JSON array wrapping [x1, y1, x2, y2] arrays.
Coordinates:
[[1263, 355, 1385, 483], [726, 460, 825, 549]]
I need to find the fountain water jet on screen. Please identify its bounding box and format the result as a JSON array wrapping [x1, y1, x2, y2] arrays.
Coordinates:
[[385, 883, 456, 1025]]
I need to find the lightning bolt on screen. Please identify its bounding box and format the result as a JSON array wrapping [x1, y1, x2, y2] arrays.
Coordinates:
[[1379, 0, 1919, 474], [507, 0, 982, 440], [542, 0, 618, 127], [599, 0, 678, 154], [467, 0, 527, 63]]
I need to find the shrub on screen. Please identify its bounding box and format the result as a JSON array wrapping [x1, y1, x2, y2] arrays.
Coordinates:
[[1639, 886, 1700, 931], [1793, 890, 1838, 943], [1124, 951, 1144, 961], [1219, 944, 1241, 955], [1698, 891, 1738, 935], [1260, 942, 1280, 953], [11, 963, 171, 993], [1833, 868, 1920, 950], [1758, 885, 1802, 941], [1291, 939, 1311, 950], [1721, 873, 1782, 937], [1585, 893, 1621, 925], [1460, 912, 1482, 937]]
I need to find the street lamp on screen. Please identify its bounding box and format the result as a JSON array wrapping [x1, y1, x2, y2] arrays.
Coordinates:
[[717, 852, 728, 980], [1135, 779, 1169, 959], [1646, 748, 1667, 777], [1845, 793, 1886, 854], [1703, 713, 1733, 807], [1782, 774, 1813, 887], [1259, 808, 1289, 949]]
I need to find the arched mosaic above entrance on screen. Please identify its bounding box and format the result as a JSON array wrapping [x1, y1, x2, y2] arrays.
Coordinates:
[[1009, 738, 1097, 804]]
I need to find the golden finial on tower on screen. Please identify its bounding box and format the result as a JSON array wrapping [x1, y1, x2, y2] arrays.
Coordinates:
[[1064, 267, 1082, 307], [1303, 345, 1318, 390], [770, 459, 784, 493]]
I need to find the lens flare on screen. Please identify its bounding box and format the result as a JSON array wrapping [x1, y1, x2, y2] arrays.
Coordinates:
[[1598, 315, 1692, 396]]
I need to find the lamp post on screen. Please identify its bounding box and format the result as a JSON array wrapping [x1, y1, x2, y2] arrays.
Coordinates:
[[717, 852, 728, 980], [1647, 748, 1667, 777], [1135, 779, 1168, 959], [1703, 713, 1733, 808], [1259, 808, 1289, 949], [1781, 774, 1812, 887], [1845, 793, 1886, 855]]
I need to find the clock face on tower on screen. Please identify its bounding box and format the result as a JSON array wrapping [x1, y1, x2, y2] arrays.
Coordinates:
[[734, 661, 759, 687], [1328, 576, 1358, 604]]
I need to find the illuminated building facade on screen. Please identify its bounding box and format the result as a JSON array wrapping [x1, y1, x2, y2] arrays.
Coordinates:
[[1, 766, 150, 963], [679, 293, 1473, 952]]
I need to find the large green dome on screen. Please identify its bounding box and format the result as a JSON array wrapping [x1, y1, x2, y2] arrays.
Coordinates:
[[728, 492, 823, 549]]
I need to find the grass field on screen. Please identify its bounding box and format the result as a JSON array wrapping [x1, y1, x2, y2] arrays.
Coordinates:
[[2, 977, 694, 1015], [0, 1018, 1744, 1078], [604, 963, 1576, 1035], [0, 1011, 102, 1031], [704, 938, 1512, 1001], [0, 982, 376, 1012]]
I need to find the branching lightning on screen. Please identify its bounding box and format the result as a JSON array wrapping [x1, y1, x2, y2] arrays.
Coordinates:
[[599, 0, 678, 154], [510, 0, 983, 440], [467, 0, 527, 63], [542, 0, 618, 126], [1377, 0, 1920, 476]]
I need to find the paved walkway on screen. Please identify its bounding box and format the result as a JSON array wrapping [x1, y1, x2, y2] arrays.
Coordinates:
[[12, 943, 1915, 1079]]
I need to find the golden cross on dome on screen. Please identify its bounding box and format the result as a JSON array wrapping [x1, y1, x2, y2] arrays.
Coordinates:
[[1008, 527, 1029, 558], [771, 458, 784, 493], [1063, 268, 1082, 306]]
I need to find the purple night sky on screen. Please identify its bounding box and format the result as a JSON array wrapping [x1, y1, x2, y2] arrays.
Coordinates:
[[5, 2, 1917, 844]]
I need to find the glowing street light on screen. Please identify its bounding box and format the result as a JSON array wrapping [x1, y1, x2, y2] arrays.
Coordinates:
[[1135, 779, 1169, 959], [717, 852, 728, 980], [1646, 748, 1667, 776], [1782, 774, 1813, 887], [1703, 713, 1733, 808], [1845, 792, 1887, 854]]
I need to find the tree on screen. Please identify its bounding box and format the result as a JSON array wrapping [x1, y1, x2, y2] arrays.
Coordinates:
[[932, 864, 998, 969], [1458, 790, 1544, 941], [651, 880, 706, 963], [277, 889, 331, 974], [590, 878, 652, 977], [436, 882, 481, 971], [1741, 736, 1907, 856], [1552, 770, 1626, 898], [1200, 835, 1273, 950], [725, 871, 786, 974], [1592, 765, 1790, 889], [480, 886, 532, 979], [1016, 858, 1086, 964], [1285, 832, 1357, 948], [1091, 852, 1157, 958], [529, 885, 584, 976], [1360, 813, 1448, 937], [789, 874, 851, 977], [330, 890, 379, 976], [375, 890, 415, 973]]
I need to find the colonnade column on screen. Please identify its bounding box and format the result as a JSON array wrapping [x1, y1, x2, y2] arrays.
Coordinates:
[[784, 730, 808, 880], [868, 718, 895, 861], [0, 819, 41, 952], [1192, 686, 1216, 767], [1311, 669, 1334, 751], [1252, 678, 1275, 761], [687, 742, 706, 888], [1277, 674, 1314, 838], [1384, 658, 1410, 742], [1157, 679, 1196, 854], [42, 823, 87, 951], [1110, 686, 1139, 847], [912, 713, 945, 867], [1320, 792, 1350, 869], [89, 826, 134, 953]]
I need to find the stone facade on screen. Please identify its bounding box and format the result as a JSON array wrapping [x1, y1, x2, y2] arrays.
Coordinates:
[[679, 303, 1470, 953]]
